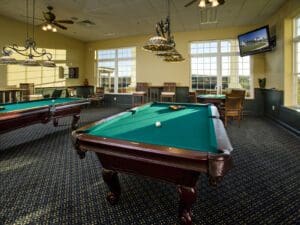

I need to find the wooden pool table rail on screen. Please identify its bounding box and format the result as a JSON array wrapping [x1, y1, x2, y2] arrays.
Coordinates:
[[0, 98, 90, 134], [72, 103, 233, 225]]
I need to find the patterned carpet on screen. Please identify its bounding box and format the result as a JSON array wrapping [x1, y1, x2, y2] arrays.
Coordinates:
[[0, 106, 299, 225]]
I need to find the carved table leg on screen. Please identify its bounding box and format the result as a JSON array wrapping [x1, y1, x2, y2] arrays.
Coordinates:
[[53, 118, 58, 127], [72, 114, 80, 130], [177, 186, 197, 225], [102, 169, 121, 205]]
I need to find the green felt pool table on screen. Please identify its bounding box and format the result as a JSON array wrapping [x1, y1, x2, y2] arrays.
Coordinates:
[[0, 97, 90, 134], [73, 102, 233, 225], [197, 94, 226, 105]]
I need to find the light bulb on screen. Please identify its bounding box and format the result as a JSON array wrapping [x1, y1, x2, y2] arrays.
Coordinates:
[[47, 24, 52, 30], [52, 27, 57, 32], [212, 0, 219, 7], [208, 0, 213, 2], [198, 0, 206, 8], [42, 26, 47, 31]]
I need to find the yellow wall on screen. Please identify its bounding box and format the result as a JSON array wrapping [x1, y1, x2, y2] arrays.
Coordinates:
[[85, 26, 265, 90], [264, 0, 300, 105], [0, 15, 86, 88]]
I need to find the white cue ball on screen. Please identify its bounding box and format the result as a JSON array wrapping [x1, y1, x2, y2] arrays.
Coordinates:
[[155, 121, 161, 127], [52, 99, 55, 103]]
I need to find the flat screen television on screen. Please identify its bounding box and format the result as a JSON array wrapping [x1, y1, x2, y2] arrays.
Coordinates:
[[238, 25, 272, 57]]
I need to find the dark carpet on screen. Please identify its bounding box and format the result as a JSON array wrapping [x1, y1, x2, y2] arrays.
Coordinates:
[[0, 106, 299, 225]]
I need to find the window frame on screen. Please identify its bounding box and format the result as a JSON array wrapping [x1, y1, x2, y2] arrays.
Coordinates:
[[95, 47, 136, 94], [189, 39, 253, 99], [293, 15, 300, 105]]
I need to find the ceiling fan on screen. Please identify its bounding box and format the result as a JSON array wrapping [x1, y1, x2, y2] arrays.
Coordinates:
[[41, 6, 74, 31], [184, 0, 225, 8]]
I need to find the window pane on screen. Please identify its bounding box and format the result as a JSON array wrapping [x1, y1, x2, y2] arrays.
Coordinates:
[[97, 47, 136, 93], [296, 42, 300, 74], [297, 75, 300, 105], [98, 49, 116, 59], [239, 56, 250, 76], [191, 75, 217, 90], [191, 41, 217, 54], [221, 41, 231, 53], [190, 40, 252, 97], [222, 56, 230, 76], [6, 50, 66, 88], [118, 48, 136, 58], [296, 17, 300, 36]]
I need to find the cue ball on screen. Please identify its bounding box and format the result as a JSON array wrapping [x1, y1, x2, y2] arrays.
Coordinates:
[[155, 121, 161, 127]]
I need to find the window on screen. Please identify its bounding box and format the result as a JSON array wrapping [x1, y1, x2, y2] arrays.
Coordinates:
[[6, 49, 67, 87], [294, 16, 300, 105], [190, 39, 252, 98], [96, 47, 136, 93]]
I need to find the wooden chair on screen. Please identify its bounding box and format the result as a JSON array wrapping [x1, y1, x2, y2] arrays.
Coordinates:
[[188, 91, 196, 103], [160, 82, 176, 102], [228, 89, 246, 118], [224, 96, 243, 127], [51, 89, 63, 98], [132, 82, 149, 106], [67, 88, 77, 97], [195, 89, 207, 95], [89, 87, 105, 106]]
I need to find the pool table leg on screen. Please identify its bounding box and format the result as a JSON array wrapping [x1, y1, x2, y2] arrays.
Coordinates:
[[53, 118, 59, 127], [72, 114, 80, 130], [102, 169, 121, 205], [178, 185, 197, 225]]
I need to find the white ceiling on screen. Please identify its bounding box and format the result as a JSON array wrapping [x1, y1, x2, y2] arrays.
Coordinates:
[[0, 0, 286, 42]]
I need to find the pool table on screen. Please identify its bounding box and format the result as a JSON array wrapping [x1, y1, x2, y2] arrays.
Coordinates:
[[0, 97, 90, 134], [73, 102, 233, 225], [197, 94, 226, 105]]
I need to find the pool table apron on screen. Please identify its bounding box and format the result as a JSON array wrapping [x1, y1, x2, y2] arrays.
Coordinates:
[[0, 99, 89, 134]]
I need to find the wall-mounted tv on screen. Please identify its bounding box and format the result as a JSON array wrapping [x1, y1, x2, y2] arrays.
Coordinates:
[[238, 25, 272, 57]]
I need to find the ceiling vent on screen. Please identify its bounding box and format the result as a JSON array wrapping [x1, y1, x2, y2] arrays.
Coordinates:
[[77, 20, 96, 27]]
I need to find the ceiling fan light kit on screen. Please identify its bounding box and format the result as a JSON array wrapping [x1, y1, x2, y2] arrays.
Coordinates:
[[41, 6, 74, 32], [42, 24, 57, 32], [199, 0, 220, 8], [185, 0, 225, 8]]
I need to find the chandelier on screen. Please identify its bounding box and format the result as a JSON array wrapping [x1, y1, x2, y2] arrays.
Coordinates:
[[142, 0, 184, 62], [0, 0, 55, 67]]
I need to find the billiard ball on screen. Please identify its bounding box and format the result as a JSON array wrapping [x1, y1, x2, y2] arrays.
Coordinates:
[[155, 121, 161, 127]]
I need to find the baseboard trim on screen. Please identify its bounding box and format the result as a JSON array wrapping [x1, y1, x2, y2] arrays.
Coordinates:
[[265, 115, 300, 137]]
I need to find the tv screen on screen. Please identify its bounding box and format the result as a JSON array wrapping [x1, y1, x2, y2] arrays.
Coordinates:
[[238, 26, 271, 57]]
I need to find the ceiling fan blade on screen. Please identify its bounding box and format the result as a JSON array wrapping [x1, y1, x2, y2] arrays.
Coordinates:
[[56, 20, 74, 24], [184, 0, 198, 7], [53, 22, 67, 30]]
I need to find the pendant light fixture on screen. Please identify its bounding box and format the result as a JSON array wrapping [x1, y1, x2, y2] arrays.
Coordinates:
[[143, 0, 184, 62], [0, 0, 56, 67]]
